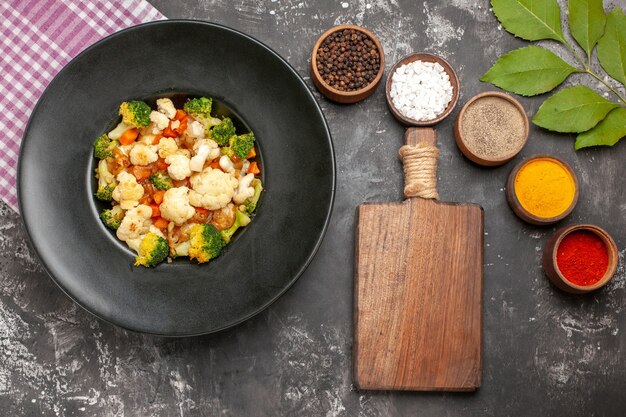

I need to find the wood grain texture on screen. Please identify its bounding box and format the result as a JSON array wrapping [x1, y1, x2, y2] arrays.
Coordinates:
[[355, 128, 482, 391], [354, 198, 483, 391]]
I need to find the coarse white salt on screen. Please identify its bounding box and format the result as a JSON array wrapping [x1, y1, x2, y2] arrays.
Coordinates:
[[389, 60, 453, 122]]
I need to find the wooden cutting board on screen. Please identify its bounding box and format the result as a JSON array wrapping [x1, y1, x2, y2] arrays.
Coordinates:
[[354, 128, 483, 391]]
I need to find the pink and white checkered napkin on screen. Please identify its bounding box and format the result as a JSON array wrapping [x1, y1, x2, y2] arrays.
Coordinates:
[[0, 0, 165, 213]]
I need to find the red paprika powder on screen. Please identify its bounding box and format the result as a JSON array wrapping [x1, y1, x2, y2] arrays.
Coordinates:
[[556, 230, 608, 286]]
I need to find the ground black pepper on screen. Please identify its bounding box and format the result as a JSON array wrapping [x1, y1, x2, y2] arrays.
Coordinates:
[[460, 96, 526, 159], [315, 29, 380, 92]]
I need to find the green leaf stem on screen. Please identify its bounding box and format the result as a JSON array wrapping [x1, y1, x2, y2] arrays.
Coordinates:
[[480, 46, 580, 96], [532, 86, 620, 132]]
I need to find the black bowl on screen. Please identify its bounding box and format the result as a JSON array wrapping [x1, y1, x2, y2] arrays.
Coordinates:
[[18, 20, 335, 336]]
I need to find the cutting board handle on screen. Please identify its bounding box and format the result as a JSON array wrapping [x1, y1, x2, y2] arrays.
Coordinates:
[[405, 127, 436, 147], [400, 127, 439, 200]]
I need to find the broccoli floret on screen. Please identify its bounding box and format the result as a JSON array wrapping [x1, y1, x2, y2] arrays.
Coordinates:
[[220, 210, 251, 244], [222, 133, 255, 160], [243, 179, 263, 215], [95, 184, 115, 202], [184, 97, 212, 117], [231, 133, 255, 159], [183, 97, 221, 128], [94, 133, 119, 159], [100, 205, 124, 230], [119, 100, 151, 128], [209, 117, 236, 146], [149, 171, 173, 190], [95, 160, 117, 202], [188, 223, 224, 263], [134, 232, 169, 267]]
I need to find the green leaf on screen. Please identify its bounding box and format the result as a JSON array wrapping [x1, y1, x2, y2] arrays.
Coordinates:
[[491, 0, 564, 42], [568, 0, 607, 59], [575, 107, 626, 149], [532, 86, 620, 132], [597, 9, 626, 86], [480, 46, 580, 96]]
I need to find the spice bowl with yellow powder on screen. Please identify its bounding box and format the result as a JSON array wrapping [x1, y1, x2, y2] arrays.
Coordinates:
[[506, 155, 579, 225]]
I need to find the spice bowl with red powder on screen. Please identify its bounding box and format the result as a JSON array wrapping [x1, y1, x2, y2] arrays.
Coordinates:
[[310, 24, 384, 103], [543, 224, 618, 294]]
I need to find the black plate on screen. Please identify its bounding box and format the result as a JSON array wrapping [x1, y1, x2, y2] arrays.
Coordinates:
[[18, 20, 335, 336]]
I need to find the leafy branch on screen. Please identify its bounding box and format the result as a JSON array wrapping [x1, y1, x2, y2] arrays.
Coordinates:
[[481, 0, 626, 150]]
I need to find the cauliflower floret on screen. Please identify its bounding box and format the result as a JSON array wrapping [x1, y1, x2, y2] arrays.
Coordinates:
[[119, 144, 133, 156], [173, 240, 190, 257], [149, 225, 166, 238], [108, 121, 132, 140], [158, 137, 179, 159], [129, 143, 158, 166], [176, 148, 191, 158], [190, 139, 220, 172], [170, 120, 180, 130], [165, 153, 192, 180], [147, 122, 162, 135], [116, 204, 152, 243], [159, 186, 196, 225], [156, 98, 176, 119], [137, 133, 156, 145], [98, 159, 115, 184], [189, 167, 239, 210], [125, 238, 142, 252], [112, 171, 144, 210], [150, 110, 169, 130], [233, 173, 255, 204], [195, 138, 220, 159], [219, 155, 235, 173], [186, 120, 205, 139]]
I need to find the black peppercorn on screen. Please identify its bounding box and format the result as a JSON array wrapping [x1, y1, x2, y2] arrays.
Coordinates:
[[315, 28, 380, 92]]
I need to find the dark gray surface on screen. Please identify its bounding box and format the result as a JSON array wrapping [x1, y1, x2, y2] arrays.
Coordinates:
[[2, 0, 625, 415]]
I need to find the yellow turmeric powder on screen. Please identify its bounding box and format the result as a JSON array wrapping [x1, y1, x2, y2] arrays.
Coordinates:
[[514, 157, 576, 218]]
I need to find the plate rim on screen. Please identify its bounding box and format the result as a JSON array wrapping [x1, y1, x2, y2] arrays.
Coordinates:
[[17, 19, 336, 337]]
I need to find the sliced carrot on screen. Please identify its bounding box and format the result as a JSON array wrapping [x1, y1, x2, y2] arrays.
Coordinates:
[[119, 128, 139, 145], [209, 160, 222, 170], [131, 165, 152, 181], [170, 110, 188, 135], [155, 158, 168, 171], [190, 208, 211, 222], [139, 194, 152, 205], [149, 204, 161, 218], [246, 147, 256, 159], [153, 190, 166, 205], [191, 207, 211, 224], [174, 109, 187, 121], [152, 134, 163, 145], [247, 161, 261, 175], [153, 217, 169, 229], [162, 124, 178, 138], [175, 118, 188, 135]]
